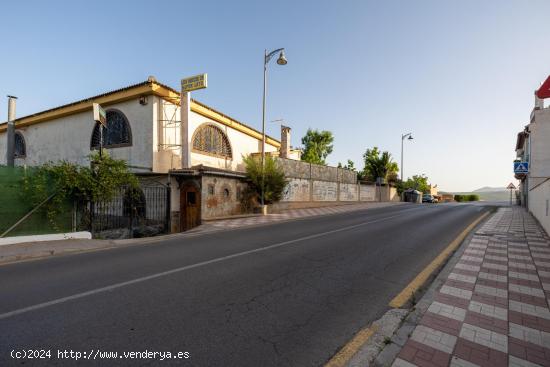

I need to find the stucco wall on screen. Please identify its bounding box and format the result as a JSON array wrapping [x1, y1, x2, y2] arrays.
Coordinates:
[[275, 158, 357, 184], [282, 178, 310, 201], [201, 175, 248, 219], [312, 181, 338, 201], [0, 98, 154, 171], [152, 99, 279, 173], [528, 179, 550, 235], [339, 183, 359, 201], [529, 108, 550, 181], [360, 185, 376, 201]]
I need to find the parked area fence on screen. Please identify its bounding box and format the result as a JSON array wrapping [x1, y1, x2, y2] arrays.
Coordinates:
[[0, 166, 73, 237], [0, 166, 170, 240], [89, 185, 170, 239]]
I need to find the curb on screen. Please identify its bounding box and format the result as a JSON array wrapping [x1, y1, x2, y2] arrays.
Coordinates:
[[328, 208, 494, 367]]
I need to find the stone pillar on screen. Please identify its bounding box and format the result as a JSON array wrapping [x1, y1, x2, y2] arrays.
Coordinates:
[[6, 96, 17, 167], [180, 91, 191, 168], [280, 125, 291, 159]]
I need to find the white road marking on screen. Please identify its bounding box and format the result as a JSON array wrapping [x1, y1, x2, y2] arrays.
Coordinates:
[[0, 208, 432, 320]]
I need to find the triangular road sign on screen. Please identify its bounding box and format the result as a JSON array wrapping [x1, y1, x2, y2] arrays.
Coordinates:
[[536, 75, 550, 99], [507, 183, 516, 190]]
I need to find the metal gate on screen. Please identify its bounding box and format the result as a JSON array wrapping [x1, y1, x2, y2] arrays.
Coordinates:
[[89, 185, 170, 239]]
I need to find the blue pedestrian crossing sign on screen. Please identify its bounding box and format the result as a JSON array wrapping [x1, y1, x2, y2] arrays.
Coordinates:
[[514, 162, 529, 174]]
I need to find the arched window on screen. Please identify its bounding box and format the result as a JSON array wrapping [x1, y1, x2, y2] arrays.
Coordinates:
[[90, 109, 132, 149], [14, 132, 26, 158], [192, 124, 232, 159]]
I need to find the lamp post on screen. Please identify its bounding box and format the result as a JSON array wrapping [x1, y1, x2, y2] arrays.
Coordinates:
[[261, 48, 287, 211], [401, 132, 413, 181]]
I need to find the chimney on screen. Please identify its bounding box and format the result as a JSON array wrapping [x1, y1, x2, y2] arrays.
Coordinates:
[[6, 96, 17, 167], [535, 90, 544, 110], [280, 125, 291, 159]]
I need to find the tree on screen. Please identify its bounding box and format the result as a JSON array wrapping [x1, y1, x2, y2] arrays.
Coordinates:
[[301, 129, 334, 165], [242, 155, 287, 205], [397, 174, 430, 194], [362, 147, 399, 183], [21, 150, 139, 229], [338, 159, 356, 171]]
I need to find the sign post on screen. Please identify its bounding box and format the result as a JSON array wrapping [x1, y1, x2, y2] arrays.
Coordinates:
[[507, 182, 517, 206], [180, 74, 207, 169], [93, 103, 107, 158], [513, 161, 529, 175]]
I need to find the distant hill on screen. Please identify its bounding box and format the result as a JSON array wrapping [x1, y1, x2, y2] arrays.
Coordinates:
[[473, 187, 507, 193]]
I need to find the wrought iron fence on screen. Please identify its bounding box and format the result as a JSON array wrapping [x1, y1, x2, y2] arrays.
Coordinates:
[[88, 185, 170, 239]]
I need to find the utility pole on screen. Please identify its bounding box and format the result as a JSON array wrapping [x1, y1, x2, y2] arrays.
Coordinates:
[[400, 133, 413, 181], [6, 96, 17, 167]]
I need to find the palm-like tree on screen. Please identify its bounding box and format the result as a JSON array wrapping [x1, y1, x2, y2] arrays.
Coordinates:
[[362, 147, 399, 182]]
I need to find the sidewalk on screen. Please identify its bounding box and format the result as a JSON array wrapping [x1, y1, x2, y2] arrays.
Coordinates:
[[392, 207, 550, 367], [192, 201, 406, 233]]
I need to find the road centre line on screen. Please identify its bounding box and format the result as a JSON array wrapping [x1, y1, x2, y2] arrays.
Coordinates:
[[0, 208, 430, 321]]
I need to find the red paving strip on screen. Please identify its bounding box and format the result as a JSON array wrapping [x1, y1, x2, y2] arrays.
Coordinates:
[[509, 310, 550, 333], [536, 265, 550, 272], [453, 338, 508, 367], [508, 337, 550, 367], [452, 268, 479, 277], [508, 277, 542, 288], [444, 279, 475, 291], [457, 259, 483, 267], [391, 208, 550, 367], [476, 278, 508, 290], [397, 339, 452, 367], [478, 267, 508, 276], [419, 312, 462, 336], [463, 311, 508, 334], [508, 266, 539, 275], [434, 293, 470, 309], [508, 291, 549, 307], [470, 293, 508, 308]]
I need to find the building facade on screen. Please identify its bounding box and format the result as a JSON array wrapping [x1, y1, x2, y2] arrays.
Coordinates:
[[1, 77, 393, 236], [515, 87, 550, 234]]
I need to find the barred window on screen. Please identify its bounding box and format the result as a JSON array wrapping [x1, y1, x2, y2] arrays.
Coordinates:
[[192, 124, 232, 158], [14, 132, 26, 158], [91, 109, 132, 149]]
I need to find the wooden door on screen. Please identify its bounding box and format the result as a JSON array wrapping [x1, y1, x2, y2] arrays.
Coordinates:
[[180, 185, 201, 231]]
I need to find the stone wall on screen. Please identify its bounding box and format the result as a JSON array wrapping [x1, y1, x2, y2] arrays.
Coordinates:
[[273, 157, 398, 208], [276, 158, 357, 184], [201, 175, 248, 219]]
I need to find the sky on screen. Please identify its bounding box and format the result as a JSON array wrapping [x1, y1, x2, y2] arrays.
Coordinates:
[[0, 0, 548, 192]]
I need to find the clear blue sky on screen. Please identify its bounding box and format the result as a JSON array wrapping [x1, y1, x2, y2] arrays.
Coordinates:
[[1, 0, 548, 191]]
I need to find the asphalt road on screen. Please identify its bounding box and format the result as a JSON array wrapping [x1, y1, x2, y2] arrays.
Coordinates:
[[0, 203, 496, 367]]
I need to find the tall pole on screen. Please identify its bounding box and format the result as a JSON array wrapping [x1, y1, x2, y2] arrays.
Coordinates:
[[400, 134, 404, 181], [261, 50, 267, 208], [6, 96, 17, 167]]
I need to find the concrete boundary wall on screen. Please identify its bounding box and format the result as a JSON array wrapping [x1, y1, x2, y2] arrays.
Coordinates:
[[276, 158, 357, 184], [528, 179, 550, 235], [275, 158, 399, 205]]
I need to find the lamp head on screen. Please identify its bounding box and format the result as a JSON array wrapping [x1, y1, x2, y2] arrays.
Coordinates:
[[408, 135, 414, 140], [276, 50, 287, 65]]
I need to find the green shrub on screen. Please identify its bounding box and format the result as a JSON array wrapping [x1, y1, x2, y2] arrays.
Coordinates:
[[454, 194, 464, 202], [467, 194, 480, 201], [242, 155, 287, 205]]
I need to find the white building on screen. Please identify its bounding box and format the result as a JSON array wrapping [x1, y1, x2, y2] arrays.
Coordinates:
[[515, 87, 550, 234], [0, 77, 301, 232]]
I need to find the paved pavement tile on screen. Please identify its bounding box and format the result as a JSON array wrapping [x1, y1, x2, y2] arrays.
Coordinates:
[[392, 207, 550, 367]]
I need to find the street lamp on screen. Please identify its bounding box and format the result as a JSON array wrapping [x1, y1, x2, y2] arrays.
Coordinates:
[[261, 48, 287, 211], [401, 133, 413, 181]]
